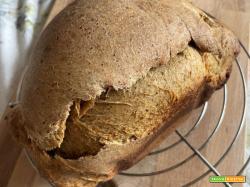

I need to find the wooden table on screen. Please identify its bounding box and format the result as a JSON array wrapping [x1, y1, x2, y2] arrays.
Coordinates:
[[0, 0, 249, 187]]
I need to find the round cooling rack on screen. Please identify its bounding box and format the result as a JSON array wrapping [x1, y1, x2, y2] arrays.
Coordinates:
[[113, 43, 249, 187]]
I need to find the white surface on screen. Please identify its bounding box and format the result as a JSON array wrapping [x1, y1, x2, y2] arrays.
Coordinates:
[[0, 0, 53, 114]]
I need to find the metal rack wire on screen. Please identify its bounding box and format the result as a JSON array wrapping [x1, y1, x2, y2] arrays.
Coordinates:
[[117, 41, 249, 187]]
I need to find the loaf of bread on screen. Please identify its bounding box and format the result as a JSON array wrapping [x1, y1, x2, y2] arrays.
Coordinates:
[[4, 0, 239, 186]]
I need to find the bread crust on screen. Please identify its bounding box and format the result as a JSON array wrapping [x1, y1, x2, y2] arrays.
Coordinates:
[[3, 0, 240, 186], [20, 0, 239, 150]]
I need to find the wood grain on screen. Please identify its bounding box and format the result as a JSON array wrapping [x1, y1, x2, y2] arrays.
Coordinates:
[[0, 0, 248, 187]]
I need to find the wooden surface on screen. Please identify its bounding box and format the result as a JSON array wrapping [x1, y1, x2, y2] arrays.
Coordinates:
[[0, 0, 249, 187]]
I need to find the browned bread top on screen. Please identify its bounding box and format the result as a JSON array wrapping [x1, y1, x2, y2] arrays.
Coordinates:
[[19, 0, 239, 151]]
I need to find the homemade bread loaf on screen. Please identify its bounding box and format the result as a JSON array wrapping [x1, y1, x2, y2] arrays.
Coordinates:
[[4, 0, 239, 186]]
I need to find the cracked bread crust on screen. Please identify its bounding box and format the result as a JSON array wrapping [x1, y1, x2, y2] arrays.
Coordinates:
[[3, 0, 240, 186], [57, 47, 213, 159], [19, 0, 239, 150], [7, 46, 234, 187]]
